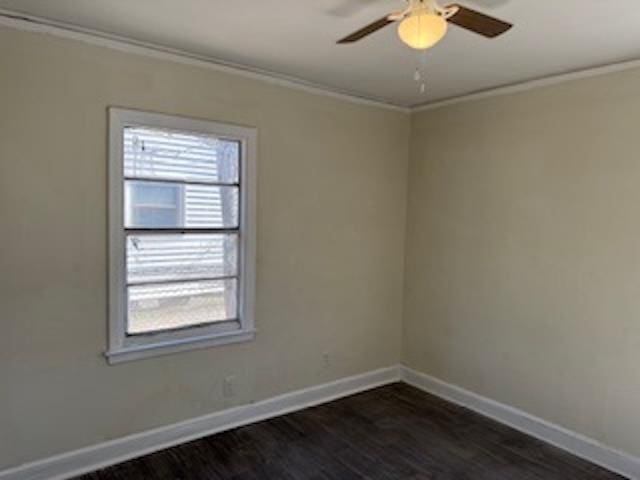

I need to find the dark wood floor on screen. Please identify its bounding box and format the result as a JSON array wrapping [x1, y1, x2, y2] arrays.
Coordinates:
[[76, 383, 626, 480]]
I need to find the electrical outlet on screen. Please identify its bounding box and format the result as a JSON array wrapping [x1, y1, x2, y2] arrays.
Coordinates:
[[223, 375, 236, 398]]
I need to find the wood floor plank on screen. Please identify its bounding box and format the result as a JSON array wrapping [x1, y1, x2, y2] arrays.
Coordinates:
[[75, 383, 627, 480]]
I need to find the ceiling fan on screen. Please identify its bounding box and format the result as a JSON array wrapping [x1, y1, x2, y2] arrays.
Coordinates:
[[337, 0, 512, 50]]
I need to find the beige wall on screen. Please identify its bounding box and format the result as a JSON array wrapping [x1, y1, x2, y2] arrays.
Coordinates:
[[4, 18, 640, 473], [0, 27, 409, 469], [404, 68, 640, 457]]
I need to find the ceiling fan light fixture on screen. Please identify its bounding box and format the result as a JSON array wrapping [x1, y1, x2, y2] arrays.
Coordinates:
[[397, 11, 448, 50]]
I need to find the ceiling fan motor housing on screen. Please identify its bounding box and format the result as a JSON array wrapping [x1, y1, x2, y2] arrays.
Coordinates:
[[401, 0, 459, 20]]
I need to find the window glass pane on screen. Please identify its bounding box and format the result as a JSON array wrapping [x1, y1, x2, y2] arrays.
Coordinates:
[[124, 127, 239, 184], [125, 180, 239, 229], [127, 233, 238, 284], [127, 279, 237, 334], [126, 182, 181, 227]]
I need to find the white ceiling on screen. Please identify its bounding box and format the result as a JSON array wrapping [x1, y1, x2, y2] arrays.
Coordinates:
[[1, 0, 640, 107]]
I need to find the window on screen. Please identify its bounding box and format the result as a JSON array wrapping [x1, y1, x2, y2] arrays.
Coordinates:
[[107, 109, 256, 364]]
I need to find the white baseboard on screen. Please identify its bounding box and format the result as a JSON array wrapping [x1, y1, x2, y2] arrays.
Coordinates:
[[401, 366, 640, 480], [4, 365, 638, 480], [0, 366, 402, 480]]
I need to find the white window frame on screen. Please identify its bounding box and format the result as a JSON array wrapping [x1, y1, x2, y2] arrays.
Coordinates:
[[107, 108, 257, 364]]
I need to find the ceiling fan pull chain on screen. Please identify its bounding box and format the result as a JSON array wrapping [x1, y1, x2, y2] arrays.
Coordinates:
[[414, 50, 428, 94]]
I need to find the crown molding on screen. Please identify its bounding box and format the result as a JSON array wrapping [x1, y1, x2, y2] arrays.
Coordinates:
[[2, 9, 640, 117], [411, 58, 640, 113], [0, 9, 410, 114]]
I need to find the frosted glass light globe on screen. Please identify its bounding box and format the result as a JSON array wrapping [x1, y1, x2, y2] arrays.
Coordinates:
[[398, 12, 448, 50]]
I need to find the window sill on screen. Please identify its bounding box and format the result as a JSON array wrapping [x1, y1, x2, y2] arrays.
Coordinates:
[[105, 329, 256, 365]]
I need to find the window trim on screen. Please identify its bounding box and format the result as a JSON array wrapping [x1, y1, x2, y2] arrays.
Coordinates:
[[106, 108, 257, 364]]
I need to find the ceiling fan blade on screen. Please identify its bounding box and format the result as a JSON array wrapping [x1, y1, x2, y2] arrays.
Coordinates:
[[446, 4, 512, 38], [337, 15, 394, 43]]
